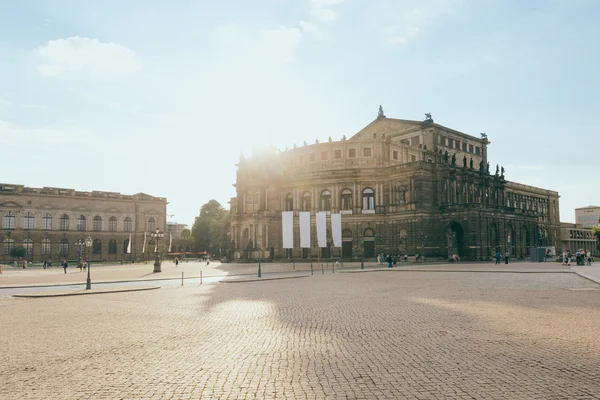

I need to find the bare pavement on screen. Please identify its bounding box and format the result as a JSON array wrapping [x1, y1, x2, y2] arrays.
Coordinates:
[[1, 260, 600, 399]]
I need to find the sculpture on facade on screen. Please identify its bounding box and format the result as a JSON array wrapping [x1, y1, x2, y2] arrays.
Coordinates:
[[315, 139, 319, 144], [462, 156, 467, 168], [501, 166, 505, 177], [479, 160, 484, 172], [443, 151, 449, 163], [424, 112, 433, 122], [486, 162, 490, 173], [451, 153, 456, 166], [469, 158, 474, 169], [495, 164, 499, 176], [378, 105, 385, 118], [342, 135, 346, 141], [328, 136, 332, 142], [480, 132, 487, 140]]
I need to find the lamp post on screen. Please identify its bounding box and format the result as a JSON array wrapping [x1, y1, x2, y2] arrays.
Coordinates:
[[76, 239, 85, 268], [151, 229, 165, 273], [85, 236, 92, 289]]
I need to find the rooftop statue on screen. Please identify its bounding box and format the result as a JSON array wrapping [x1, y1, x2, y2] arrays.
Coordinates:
[[424, 112, 433, 121], [451, 153, 456, 166], [501, 166, 505, 177], [378, 105, 385, 118], [469, 158, 474, 169]]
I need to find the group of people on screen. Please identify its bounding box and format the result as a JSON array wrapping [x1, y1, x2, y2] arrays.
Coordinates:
[[494, 251, 510, 264], [561, 250, 593, 266], [376, 253, 409, 268]]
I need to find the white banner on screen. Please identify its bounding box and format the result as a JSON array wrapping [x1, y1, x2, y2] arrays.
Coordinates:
[[169, 233, 172, 252], [299, 212, 311, 248], [331, 213, 342, 247], [281, 211, 294, 249], [316, 212, 327, 248], [142, 231, 147, 253], [127, 234, 132, 254]]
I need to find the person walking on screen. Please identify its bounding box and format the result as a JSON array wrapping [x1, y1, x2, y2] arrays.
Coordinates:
[[566, 250, 572, 266], [23, 260, 28, 269], [586, 250, 592, 266], [386, 254, 393, 268], [504, 251, 509, 265], [495, 251, 501, 265], [63, 260, 68, 274], [175, 257, 179, 267], [0, 263, 3, 274], [43, 260, 47, 269]]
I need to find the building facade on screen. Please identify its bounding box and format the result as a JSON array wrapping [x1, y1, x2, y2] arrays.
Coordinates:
[[166, 222, 189, 240], [0, 184, 167, 263], [575, 206, 600, 228], [230, 111, 561, 261], [560, 223, 597, 256]]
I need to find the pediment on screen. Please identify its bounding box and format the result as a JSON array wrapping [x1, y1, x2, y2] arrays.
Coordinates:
[[0, 201, 23, 208], [104, 208, 122, 213], [71, 206, 88, 212], [349, 117, 422, 141], [144, 208, 161, 215]]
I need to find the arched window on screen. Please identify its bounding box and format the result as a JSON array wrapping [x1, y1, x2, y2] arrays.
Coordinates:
[[93, 239, 102, 255], [3, 212, 15, 230], [23, 212, 34, 230], [109, 217, 117, 232], [59, 238, 69, 255], [60, 214, 69, 231], [320, 190, 331, 211], [42, 213, 52, 230], [340, 189, 352, 211], [3, 238, 14, 255], [93, 216, 102, 231], [23, 238, 33, 255], [77, 215, 86, 231], [364, 228, 374, 237], [124, 217, 132, 232], [285, 193, 294, 211], [123, 239, 130, 254], [362, 188, 375, 210], [42, 239, 52, 255], [108, 239, 117, 254], [148, 218, 156, 232], [301, 192, 312, 212], [342, 229, 353, 238]]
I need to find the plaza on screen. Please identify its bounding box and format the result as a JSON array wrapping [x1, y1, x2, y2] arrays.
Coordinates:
[[1, 261, 599, 399]]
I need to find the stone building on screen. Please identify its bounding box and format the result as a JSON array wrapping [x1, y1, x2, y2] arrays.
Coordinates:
[[560, 223, 597, 256], [575, 205, 600, 228], [0, 183, 167, 263], [230, 110, 561, 261]]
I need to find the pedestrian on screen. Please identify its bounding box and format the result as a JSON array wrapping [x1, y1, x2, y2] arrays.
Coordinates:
[[586, 250, 592, 266], [43, 260, 47, 269], [63, 260, 68, 274], [23, 260, 27, 269], [82, 259, 87, 271], [495, 251, 501, 265], [79, 261, 83, 272], [175, 257, 179, 267], [504, 252, 509, 264], [0, 263, 3, 274], [566, 250, 571, 266], [386, 254, 393, 268]]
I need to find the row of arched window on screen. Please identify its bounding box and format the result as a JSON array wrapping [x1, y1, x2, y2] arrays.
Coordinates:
[[284, 188, 375, 212], [2, 212, 157, 232], [2, 238, 130, 256]]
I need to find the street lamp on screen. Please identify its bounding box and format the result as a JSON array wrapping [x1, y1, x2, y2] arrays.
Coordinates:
[[151, 229, 165, 273], [76, 239, 85, 267], [85, 236, 92, 289]]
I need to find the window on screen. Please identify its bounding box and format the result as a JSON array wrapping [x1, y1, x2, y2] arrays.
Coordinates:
[[362, 188, 375, 210], [321, 151, 328, 161], [469, 144, 474, 153], [342, 229, 353, 238], [59, 239, 69, 255], [3, 212, 15, 229], [60, 214, 69, 231], [392, 150, 398, 160], [3, 238, 14, 255], [363, 148, 372, 157], [285, 193, 294, 211], [42, 213, 52, 230], [23, 239, 33, 256], [24, 213, 34, 230], [93, 239, 102, 255], [148, 218, 156, 232], [93, 216, 102, 231], [301, 192, 312, 212], [439, 136, 446, 146], [320, 190, 331, 211], [77, 215, 86, 231], [309, 153, 315, 162], [109, 217, 117, 232], [124, 217, 132, 232], [349, 148, 357, 158], [475, 146, 481, 155], [462, 142, 467, 151], [364, 228, 374, 237], [341, 189, 353, 211], [108, 239, 117, 254], [42, 239, 51, 255], [334, 149, 342, 159]]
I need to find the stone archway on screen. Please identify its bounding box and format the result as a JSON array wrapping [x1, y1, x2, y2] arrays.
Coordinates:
[[446, 222, 465, 259]]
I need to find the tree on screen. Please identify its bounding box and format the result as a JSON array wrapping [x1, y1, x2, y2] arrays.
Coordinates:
[[10, 246, 26, 260], [181, 228, 191, 239], [192, 200, 224, 252], [593, 227, 600, 252], [209, 209, 230, 257]]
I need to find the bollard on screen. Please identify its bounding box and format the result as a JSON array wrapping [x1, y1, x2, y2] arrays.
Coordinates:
[[321, 263, 324, 275], [258, 259, 262, 278], [310, 259, 313, 276], [333, 260, 335, 274], [361, 260, 364, 269], [181, 271, 184, 286], [200, 270, 203, 285], [293, 259, 295, 270]]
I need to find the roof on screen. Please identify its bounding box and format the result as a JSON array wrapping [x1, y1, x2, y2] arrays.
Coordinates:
[[575, 205, 600, 210], [349, 117, 422, 140]]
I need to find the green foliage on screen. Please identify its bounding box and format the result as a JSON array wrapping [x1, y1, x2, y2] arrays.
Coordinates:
[[10, 246, 26, 259], [192, 200, 230, 256], [594, 227, 600, 252]]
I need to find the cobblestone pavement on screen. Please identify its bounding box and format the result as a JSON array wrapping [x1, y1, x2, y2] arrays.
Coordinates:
[[1, 271, 599, 399]]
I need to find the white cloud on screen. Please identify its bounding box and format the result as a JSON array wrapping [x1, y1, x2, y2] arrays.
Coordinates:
[[299, 20, 318, 32], [0, 98, 12, 106], [36, 36, 143, 80], [309, 0, 345, 22]]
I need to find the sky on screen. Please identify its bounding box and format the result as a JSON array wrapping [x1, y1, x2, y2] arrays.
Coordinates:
[[1, 0, 598, 225]]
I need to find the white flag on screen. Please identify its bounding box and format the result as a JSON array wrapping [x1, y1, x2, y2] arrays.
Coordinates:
[[169, 233, 172, 253], [142, 231, 147, 253], [281, 211, 294, 249], [299, 212, 311, 248], [127, 234, 131, 254], [331, 213, 342, 247], [316, 212, 327, 248]]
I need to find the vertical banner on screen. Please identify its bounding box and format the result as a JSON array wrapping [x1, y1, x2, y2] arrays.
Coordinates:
[[142, 232, 147, 253], [316, 212, 327, 248], [331, 213, 342, 247], [281, 211, 294, 249], [127, 234, 132, 254], [299, 212, 311, 248]]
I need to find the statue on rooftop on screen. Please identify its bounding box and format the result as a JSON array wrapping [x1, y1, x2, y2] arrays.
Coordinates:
[[443, 151, 449, 163], [486, 162, 490, 173], [501, 166, 505, 177], [479, 160, 483, 172], [424, 112, 433, 122], [462, 156, 467, 168], [378, 105, 385, 118], [469, 158, 474, 169], [451, 153, 456, 166], [495, 164, 499, 176]]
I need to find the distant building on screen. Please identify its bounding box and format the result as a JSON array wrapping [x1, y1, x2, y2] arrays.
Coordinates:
[[560, 222, 597, 256], [575, 205, 600, 228], [0, 183, 167, 262], [167, 222, 188, 240]]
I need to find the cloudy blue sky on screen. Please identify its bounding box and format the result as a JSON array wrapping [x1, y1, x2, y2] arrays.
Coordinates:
[[1, 0, 598, 225]]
